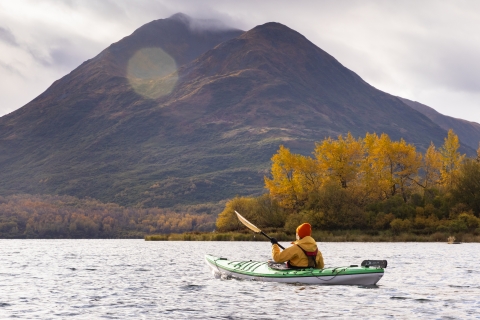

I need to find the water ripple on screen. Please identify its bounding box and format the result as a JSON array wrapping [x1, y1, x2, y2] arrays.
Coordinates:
[[0, 240, 479, 318]]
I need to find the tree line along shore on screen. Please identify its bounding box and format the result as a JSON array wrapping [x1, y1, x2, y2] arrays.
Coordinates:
[[145, 230, 480, 243], [150, 130, 480, 242], [0, 194, 216, 239], [2, 130, 480, 242]]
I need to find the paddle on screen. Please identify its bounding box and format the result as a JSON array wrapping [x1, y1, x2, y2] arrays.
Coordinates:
[[235, 210, 285, 249]]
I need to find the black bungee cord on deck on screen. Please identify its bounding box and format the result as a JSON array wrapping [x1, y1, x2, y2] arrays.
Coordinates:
[[311, 266, 349, 282]]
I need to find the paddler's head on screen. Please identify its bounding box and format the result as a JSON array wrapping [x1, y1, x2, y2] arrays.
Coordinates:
[[296, 223, 311, 240]]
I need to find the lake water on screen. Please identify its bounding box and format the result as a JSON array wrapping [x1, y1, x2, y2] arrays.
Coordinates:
[[1, 240, 479, 319]]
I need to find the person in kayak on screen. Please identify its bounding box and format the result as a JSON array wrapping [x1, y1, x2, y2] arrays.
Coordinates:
[[270, 222, 324, 269]]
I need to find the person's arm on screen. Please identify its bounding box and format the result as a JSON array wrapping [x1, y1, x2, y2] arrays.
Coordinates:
[[316, 250, 324, 269], [271, 244, 297, 263]]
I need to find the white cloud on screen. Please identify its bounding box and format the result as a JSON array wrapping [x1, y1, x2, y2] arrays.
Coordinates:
[[0, 0, 479, 124], [0, 26, 18, 46]]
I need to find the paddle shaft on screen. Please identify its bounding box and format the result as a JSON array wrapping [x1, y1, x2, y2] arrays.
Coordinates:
[[260, 231, 285, 250]]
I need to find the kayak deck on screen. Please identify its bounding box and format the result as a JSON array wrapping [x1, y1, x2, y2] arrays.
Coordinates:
[[205, 254, 385, 285]]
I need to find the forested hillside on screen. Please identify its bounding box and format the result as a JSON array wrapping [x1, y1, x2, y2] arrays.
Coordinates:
[[0, 194, 215, 238]]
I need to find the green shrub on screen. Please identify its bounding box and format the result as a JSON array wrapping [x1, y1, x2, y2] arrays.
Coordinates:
[[449, 220, 467, 233], [436, 224, 448, 233], [390, 218, 411, 235]]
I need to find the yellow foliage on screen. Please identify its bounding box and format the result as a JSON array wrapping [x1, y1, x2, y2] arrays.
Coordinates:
[[422, 142, 442, 189], [363, 134, 421, 201], [264, 145, 311, 209], [215, 196, 256, 232], [215, 195, 285, 232], [257, 130, 477, 233], [440, 129, 464, 189], [314, 132, 364, 189], [264, 132, 449, 209]]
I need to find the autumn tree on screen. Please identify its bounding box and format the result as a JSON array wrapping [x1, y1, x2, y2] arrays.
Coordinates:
[[264, 145, 310, 210], [451, 159, 480, 215], [439, 129, 463, 189], [215, 195, 285, 232], [413, 142, 443, 203], [361, 133, 383, 200], [420, 142, 442, 190], [310, 181, 367, 230], [294, 154, 323, 198], [216, 196, 258, 232], [364, 134, 421, 201], [252, 194, 287, 228], [314, 132, 364, 189]]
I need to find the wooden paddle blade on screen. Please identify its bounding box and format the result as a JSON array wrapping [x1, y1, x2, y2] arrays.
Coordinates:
[[235, 210, 261, 233]]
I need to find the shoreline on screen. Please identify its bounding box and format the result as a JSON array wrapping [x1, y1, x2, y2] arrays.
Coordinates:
[[144, 230, 480, 242]]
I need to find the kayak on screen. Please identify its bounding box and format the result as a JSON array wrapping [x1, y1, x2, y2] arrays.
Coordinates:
[[205, 254, 386, 285]]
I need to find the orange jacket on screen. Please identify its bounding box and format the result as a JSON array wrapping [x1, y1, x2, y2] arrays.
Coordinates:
[[271, 236, 324, 269]]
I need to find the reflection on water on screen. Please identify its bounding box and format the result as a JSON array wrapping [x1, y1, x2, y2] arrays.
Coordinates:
[[0, 240, 479, 319], [127, 47, 178, 99]]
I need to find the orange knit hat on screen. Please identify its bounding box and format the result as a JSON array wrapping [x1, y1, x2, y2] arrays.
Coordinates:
[[296, 223, 311, 239]]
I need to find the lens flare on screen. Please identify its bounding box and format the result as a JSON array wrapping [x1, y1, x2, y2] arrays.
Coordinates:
[[127, 47, 178, 99]]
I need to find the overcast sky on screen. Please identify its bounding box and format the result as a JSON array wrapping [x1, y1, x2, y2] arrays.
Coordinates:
[[1, 0, 480, 124]]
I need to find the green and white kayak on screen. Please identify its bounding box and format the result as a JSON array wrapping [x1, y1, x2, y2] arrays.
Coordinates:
[[205, 254, 386, 285]]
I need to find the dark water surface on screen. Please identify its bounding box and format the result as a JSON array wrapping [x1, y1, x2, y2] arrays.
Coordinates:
[[1, 240, 479, 319]]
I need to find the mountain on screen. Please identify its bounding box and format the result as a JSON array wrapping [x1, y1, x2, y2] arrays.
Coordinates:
[[171, 22, 450, 147], [0, 14, 473, 212], [0, 14, 244, 209], [399, 97, 480, 150]]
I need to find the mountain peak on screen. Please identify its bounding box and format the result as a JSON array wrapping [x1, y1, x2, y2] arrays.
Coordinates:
[[234, 21, 318, 59], [166, 12, 238, 32], [168, 12, 192, 24], [252, 22, 291, 32], [244, 22, 305, 40]]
